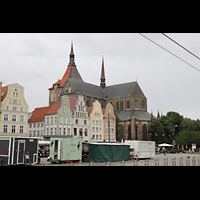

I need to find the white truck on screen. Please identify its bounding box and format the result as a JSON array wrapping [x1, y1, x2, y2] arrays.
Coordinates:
[[125, 140, 155, 159]]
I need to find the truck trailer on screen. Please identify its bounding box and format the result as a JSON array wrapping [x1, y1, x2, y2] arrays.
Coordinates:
[[49, 138, 82, 163], [0, 137, 39, 165], [125, 140, 155, 159]]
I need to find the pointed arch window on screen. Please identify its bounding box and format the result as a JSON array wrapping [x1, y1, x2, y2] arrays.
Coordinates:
[[134, 100, 139, 109], [127, 100, 130, 109], [117, 102, 119, 111], [142, 100, 145, 109], [120, 101, 123, 111]]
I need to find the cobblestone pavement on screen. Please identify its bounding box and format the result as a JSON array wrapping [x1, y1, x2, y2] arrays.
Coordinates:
[[38, 153, 200, 166]]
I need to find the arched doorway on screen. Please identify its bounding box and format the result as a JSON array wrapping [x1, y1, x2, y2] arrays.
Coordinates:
[[135, 125, 138, 140], [119, 124, 124, 141], [128, 125, 131, 140]]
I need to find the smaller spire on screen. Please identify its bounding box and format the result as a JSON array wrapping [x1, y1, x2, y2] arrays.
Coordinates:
[[100, 55, 106, 89], [157, 110, 160, 119]]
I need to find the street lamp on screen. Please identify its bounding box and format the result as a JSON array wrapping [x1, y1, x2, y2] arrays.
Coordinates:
[[104, 114, 114, 142]]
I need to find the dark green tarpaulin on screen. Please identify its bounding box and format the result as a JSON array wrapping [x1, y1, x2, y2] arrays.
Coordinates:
[[88, 143, 130, 163]]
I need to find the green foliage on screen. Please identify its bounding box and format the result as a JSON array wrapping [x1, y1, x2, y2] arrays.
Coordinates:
[[115, 114, 122, 142], [149, 111, 183, 144], [175, 130, 200, 146]]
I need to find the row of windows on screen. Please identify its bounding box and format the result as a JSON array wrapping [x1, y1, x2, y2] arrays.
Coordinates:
[[91, 134, 115, 141], [29, 123, 44, 128], [75, 119, 87, 125], [46, 127, 71, 136], [75, 112, 88, 118], [4, 113, 25, 122], [74, 128, 88, 137], [4, 106, 23, 112], [116, 100, 145, 110], [9, 98, 22, 104], [3, 124, 24, 133], [46, 116, 71, 125], [29, 130, 43, 137], [92, 120, 102, 126]]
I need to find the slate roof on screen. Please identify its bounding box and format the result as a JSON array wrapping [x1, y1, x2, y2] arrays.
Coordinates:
[[66, 78, 146, 100], [67, 78, 105, 99], [104, 81, 146, 100], [49, 65, 83, 90], [1, 86, 7, 102], [116, 110, 155, 122]]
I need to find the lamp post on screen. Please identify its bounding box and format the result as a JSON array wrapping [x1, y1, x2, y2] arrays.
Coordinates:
[[104, 114, 114, 142]]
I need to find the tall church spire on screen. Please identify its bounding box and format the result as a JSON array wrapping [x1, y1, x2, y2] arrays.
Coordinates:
[[68, 40, 76, 67], [100, 55, 106, 89]]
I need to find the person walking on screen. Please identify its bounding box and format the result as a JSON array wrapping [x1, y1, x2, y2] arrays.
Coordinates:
[[162, 147, 166, 155]]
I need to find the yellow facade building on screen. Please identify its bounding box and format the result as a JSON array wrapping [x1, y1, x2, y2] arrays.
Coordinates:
[[0, 83, 28, 137], [87, 101, 116, 142]]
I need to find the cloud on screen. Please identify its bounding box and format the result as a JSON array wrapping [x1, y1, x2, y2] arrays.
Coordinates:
[[1, 33, 200, 119]]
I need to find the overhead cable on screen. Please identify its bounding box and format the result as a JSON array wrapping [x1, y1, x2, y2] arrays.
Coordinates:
[[139, 33, 200, 72], [161, 33, 200, 61]]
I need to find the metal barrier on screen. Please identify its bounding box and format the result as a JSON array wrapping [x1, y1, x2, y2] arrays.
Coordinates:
[[164, 158, 168, 166], [133, 160, 138, 166], [85, 156, 200, 166], [192, 157, 196, 166], [155, 158, 159, 166], [186, 157, 190, 166], [144, 159, 149, 166], [198, 157, 200, 166], [179, 157, 183, 166], [172, 158, 176, 166], [120, 160, 125, 166]]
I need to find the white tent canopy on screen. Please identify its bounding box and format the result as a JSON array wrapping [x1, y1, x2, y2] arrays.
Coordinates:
[[158, 143, 173, 147]]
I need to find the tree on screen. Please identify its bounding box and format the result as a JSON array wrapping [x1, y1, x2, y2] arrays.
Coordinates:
[[115, 114, 122, 142], [175, 130, 200, 146], [149, 111, 183, 144]]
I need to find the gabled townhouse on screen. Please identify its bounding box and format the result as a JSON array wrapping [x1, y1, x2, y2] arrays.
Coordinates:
[[87, 101, 116, 142], [87, 101, 104, 142], [71, 95, 90, 141], [0, 83, 28, 137], [103, 103, 116, 142], [44, 95, 73, 140], [29, 94, 90, 141], [28, 106, 49, 139]]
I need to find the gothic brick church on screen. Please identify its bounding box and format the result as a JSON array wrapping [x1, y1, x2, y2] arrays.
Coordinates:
[[49, 41, 155, 141]]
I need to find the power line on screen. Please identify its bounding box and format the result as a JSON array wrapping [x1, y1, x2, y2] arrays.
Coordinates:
[[161, 33, 200, 61], [139, 33, 200, 72]]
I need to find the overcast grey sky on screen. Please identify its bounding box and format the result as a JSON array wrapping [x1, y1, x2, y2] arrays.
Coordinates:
[[1, 33, 200, 119]]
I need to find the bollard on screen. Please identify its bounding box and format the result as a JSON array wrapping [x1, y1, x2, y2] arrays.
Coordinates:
[[155, 158, 159, 166], [172, 158, 176, 166], [179, 157, 183, 166]]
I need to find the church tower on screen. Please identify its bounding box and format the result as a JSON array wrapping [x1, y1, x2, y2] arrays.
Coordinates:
[[100, 56, 106, 89], [49, 41, 83, 105]]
